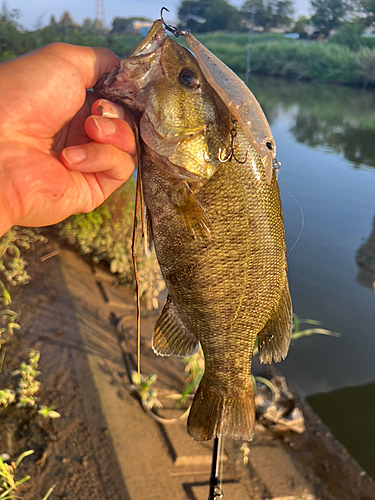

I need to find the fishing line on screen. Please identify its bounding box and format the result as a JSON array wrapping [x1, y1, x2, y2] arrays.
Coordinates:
[[131, 125, 144, 378], [277, 169, 304, 257], [219, 435, 225, 497]]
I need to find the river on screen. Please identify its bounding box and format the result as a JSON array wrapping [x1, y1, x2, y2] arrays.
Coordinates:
[[248, 75, 375, 479]]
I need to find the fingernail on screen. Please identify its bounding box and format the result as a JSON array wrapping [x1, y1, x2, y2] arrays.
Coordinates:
[[92, 116, 117, 137], [97, 100, 124, 119], [63, 146, 86, 164]]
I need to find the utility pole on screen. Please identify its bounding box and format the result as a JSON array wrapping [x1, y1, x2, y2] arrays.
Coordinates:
[[245, 9, 255, 87]]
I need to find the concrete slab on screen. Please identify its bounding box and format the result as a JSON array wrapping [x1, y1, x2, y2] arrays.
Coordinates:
[[56, 247, 319, 500], [249, 441, 316, 499]]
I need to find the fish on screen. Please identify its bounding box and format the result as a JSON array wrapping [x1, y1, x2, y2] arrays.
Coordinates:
[[95, 19, 292, 442]]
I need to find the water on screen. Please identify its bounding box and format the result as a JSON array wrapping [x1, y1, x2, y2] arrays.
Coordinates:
[[249, 75, 375, 477]]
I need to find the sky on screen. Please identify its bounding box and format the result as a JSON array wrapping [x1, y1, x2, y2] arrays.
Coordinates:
[[8, 0, 311, 31]]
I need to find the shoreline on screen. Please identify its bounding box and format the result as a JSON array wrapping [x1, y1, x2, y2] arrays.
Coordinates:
[[1, 232, 374, 499]]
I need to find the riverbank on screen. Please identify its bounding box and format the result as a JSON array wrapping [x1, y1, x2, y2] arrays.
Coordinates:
[[194, 34, 375, 87], [1, 232, 375, 499], [2, 27, 375, 87]]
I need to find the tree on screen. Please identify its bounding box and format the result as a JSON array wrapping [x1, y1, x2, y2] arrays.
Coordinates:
[[292, 15, 309, 35], [241, 0, 294, 31], [0, 1, 23, 59], [59, 11, 73, 26], [330, 18, 365, 49], [178, 0, 242, 32], [359, 0, 375, 26], [310, 0, 351, 35], [111, 16, 151, 34]]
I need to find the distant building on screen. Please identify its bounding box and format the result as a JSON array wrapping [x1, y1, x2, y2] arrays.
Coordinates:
[[132, 21, 153, 31]]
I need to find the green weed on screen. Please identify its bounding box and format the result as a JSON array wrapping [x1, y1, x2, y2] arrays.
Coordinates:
[[0, 450, 33, 499], [59, 180, 165, 311], [0, 450, 55, 500], [0, 350, 60, 419], [131, 371, 162, 410], [178, 347, 205, 407]]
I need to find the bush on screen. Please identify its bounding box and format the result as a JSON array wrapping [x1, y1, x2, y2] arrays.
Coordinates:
[[356, 47, 375, 84], [59, 178, 165, 311], [329, 20, 365, 51]]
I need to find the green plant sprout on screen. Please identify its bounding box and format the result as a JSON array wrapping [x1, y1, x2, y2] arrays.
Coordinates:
[[0, 390, 15, 408], [0, 281, 11, 307], [0, 228, 46, 288], [37, 406, 60, 419], [131, 371, 162, 411], [0, 309, 21, 373], [0, 450, 55, 500], [0, 350, 60, 419], [12, 349, 41, 408], [0, 449, 33, 499], [178, 347, 205, 407]]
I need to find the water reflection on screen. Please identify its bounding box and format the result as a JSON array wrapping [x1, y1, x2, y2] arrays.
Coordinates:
[[244, 74, 375, 480], [248, 76, 375, 169], [356, 214, 375, 292]]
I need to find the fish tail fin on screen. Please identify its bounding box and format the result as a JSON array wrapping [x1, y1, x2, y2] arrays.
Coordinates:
[[187, 377, 255, 442]]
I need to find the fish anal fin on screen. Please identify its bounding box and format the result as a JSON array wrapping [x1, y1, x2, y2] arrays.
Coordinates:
[[169, 183, 213, 242], [257, 280, 293, 364], [188, 378, 255, 442], [152, 297, 199, 357]]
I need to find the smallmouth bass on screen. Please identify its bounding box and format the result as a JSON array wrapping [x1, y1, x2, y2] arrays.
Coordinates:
[[96, 20, 292, 442]]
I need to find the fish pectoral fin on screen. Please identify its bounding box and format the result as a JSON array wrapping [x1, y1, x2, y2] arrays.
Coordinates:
[[152, 296, 199, 357], [257, 280, 293, 364], [143, 204, 154, 258], [169, 183, 213, 242]]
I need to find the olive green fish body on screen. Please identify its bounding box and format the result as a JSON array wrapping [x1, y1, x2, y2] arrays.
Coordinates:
[[142, 127, 290, 441], [96, 20, 292, 441]]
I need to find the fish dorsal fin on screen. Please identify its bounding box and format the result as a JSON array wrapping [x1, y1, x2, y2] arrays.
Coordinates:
[[257, 280, 293, 364], [152, 296, 199, 357], [184, 32, 275, 184]]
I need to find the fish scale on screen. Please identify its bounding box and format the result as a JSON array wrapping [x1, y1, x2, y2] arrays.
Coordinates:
[[96, 19, 292, 442]]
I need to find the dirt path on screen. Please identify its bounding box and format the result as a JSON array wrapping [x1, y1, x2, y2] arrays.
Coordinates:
[[1, 235, 374, 500]]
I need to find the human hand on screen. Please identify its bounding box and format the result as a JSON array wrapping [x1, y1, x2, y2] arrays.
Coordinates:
[[0, 43, 136, 237]]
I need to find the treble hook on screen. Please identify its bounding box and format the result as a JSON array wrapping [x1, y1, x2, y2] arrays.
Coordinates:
[[160, 7, 188, 37], [218, 117, 248, 164]]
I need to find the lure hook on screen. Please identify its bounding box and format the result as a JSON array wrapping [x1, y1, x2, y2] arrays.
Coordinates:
[[218, 117, 248, 164], [160, 7, 188, 37]]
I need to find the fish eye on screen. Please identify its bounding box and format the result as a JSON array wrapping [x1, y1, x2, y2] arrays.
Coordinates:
[[266, 141, 274, 150], [179, 68, 200, 90]]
